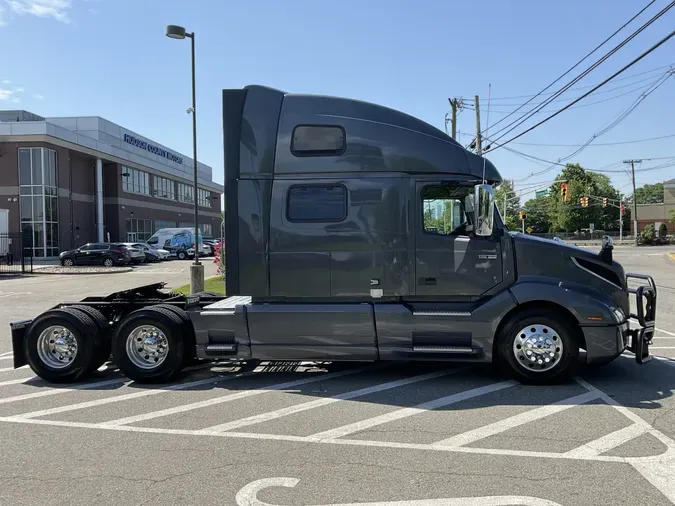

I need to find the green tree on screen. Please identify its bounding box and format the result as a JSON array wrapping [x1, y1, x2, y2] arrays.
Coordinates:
[[635, 183, 663, 204], [523, 194, 554, 233], [548, 163, 620, 232], [493, 180, 520, 230]]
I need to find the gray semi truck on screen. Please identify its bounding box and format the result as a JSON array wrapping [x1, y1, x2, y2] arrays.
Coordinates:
[[9, 85, 657, 385]]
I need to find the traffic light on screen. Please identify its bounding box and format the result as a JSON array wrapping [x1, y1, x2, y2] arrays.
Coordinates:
[[620, 204, 625, 213], [602, 197, 608, 208], [579, 197, 589, 208], [519, 211, 526, 221], [561, 183, 568, 201]]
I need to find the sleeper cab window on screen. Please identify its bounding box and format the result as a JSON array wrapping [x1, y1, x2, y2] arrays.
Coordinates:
[[421, 185, 471, 236], [291, 125, 346, 157], [287, 185, 347, 222]]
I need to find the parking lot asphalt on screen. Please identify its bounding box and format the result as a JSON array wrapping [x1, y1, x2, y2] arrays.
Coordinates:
[[0, 247, 674, 505]]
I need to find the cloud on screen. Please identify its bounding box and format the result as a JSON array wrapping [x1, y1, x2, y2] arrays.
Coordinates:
[[1, 79, 10, 85], [0, 5, 6, 26], [0, 88, 20, 103], [4, 0, 73, 23], [33, 93, 44, 100], [15, 86, 24, 92]]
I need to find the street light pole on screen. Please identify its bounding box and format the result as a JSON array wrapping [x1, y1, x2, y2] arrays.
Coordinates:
[[166, 24, 204, 293]]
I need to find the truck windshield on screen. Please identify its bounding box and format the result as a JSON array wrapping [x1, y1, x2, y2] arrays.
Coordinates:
[[422, 185, 475, 236]]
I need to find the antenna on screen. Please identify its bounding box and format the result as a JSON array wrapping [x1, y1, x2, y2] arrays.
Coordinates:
[[481, 83, 492, 184]]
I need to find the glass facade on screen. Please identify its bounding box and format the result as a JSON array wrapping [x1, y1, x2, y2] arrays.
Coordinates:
[[153, 175, 175, 200], [125, 218, 152, 242], [122, 167, 150, 195], [154, 220, 177, 230], [19, 148, 59, 257], [178, 182, 194, 203], [197, 188, 210, 207]]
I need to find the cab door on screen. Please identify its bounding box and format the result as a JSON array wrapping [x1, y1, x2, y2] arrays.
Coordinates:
[[415, 181, 502, 298]]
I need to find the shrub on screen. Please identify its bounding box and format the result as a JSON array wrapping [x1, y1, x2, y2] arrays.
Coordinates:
[[212, 240, 225, 277], [638, 224, 656, 245]]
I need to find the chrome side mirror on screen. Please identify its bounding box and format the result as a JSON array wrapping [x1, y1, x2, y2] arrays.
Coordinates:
[[474, 184, 495, 237]]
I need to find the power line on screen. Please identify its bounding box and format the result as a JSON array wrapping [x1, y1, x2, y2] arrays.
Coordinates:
[[483, 0, 661, 136], [502, 133, 675, 147], [485, 72, 668, 107], [485, 74, 669, 114], [488, 28, 675, 151], [479, 63, 675, 101]]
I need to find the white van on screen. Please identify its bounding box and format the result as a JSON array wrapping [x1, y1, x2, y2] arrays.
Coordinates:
[[147, 228, 203, 260]]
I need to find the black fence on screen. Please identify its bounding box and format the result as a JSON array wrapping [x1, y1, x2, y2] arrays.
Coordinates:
[[0, 233, 33, 275]]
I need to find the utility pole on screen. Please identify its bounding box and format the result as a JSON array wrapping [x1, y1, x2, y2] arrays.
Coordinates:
[[619, 194, 623, 242], [474, 95, 482, 155], [447, 98, 465, 140], [448, 99, 458, 139], [624, 159, 642, 246]]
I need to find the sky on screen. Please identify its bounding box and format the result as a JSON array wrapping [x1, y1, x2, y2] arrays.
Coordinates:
[[0, 0, 674, 204]]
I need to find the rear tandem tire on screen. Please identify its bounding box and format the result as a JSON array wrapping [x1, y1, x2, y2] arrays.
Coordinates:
[[496, 309, 579, 385], [23, 308, 98, 383], [153, 304, 198, 367], [67, 305, 112, 373], [112, 306, 186, 383]]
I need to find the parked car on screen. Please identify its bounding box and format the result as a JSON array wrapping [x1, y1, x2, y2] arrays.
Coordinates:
[[119, 243, 146, 264], [202, 239, 217, 256], [129, 242, 170, 262], [59, 243, 131, 267]]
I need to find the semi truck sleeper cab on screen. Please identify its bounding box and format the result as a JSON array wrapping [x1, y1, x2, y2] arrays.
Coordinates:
[[9, 85, 657, 385]]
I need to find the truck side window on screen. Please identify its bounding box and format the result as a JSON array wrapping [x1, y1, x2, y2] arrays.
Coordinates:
[[422, 185, 473, 236], [291, 125, 346, 157], [287, 185, 347, 222]]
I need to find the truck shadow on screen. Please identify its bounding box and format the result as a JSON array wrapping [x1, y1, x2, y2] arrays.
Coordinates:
[[18, 354, 674, 413]]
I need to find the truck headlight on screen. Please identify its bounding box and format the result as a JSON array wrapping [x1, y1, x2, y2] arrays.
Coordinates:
[[612, 307, 626, 323]]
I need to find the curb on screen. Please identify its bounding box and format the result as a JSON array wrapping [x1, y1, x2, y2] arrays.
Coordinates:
[[34, 267, 134, 275]]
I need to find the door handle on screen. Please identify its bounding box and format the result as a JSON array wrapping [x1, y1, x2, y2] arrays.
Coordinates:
[[422, 277, 437, 286]]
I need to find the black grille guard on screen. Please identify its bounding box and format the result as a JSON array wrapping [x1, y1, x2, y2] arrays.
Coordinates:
[[626, 273, 657, 364]]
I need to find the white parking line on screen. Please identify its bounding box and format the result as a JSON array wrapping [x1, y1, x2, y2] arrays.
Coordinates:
[[656, 328, 675, 337], [0, 352, 13, 358], [235, 476, 567, 506], [431, 391, 600, 448], [650, 347, 675, 350], [564, 424, 648, 458], [201, 368, 462, 434], [0, 415, 629, 463], [99, 366, 373, 427], [577, 378, 675, 503], [4, 373, 248, 419], [0, 366, 28, 373], [309, 380, 517, 441], [0, 377, 128, 405], [0, 356, 14, 361], [0, 376, 40, 388]]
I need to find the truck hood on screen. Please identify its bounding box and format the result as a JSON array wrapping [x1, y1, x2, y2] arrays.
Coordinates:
[[509, 232, 629, 315]]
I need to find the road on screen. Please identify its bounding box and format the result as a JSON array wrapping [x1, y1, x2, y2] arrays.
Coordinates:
[[0, 248, 674, 505]]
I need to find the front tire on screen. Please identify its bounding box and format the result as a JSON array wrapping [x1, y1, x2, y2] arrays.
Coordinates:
[[61, 257, 75, 267], [177, 251, 187, 260], [102, 257, 115, 267], [112, 306, 186, 383], [496, 309, 579, 384]]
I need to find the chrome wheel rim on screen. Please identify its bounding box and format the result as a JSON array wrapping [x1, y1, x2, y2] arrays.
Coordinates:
[[513, 324, 563, 372], [37, 326, 78, 369], [103, 258, 114, 267], [126, 325, 169, 370], [63, 259, 73, 266]]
